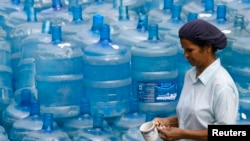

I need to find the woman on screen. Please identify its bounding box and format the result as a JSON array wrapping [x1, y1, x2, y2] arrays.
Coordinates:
[[153, 19, 239, 141]]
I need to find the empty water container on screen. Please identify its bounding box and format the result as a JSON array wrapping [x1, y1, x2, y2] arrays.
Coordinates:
[[0, 0, 23, 30], [2, 89, 32, 135], [111, 98, 146, 139], [62, 5, 91, 38], [40, 0, 73, 26], [231, 35, 250, 121], [72, 113, 120, 141], [34, 25, 84, 119], [0, 126, 9, 141], [0, 38, 13, 120], [22, 113, 71, 141], [9, 7, 43, 89], [111, 14, 149, 49], [14, 20, 53, 102], [9, 99, 58, 141], [83, 24, 131, 118], [73, 14, 104, 50], [61, 98, 110, 139], [4, 0, 45, 37], [131, 24, 178, 117], [148, 0, 174, 25]]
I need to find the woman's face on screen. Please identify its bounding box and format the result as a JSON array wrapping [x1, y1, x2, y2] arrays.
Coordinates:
[[180, 38, 211, 67]]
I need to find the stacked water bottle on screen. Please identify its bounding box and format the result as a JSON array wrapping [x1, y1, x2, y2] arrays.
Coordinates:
[[0, 0, 250, 140]]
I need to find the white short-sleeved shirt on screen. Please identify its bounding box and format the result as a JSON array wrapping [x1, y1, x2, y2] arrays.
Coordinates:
[[176, 59, 239, 141]]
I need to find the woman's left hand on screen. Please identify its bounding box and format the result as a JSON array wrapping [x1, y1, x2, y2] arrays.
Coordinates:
[[157, 126, 183, 141]]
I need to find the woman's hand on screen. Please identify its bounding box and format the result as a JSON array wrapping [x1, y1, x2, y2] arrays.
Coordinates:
[[157, 126, 183, 141], [153, 117, 170, 127]]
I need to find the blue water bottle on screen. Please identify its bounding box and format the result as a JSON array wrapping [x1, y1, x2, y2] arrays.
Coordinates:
[[73, 14, 104, 50], [131, 24, 178, 117], [72, 113, 120, 141], [83, 24, 131, 118], [148, 0, 174, 25], [109, 5, 138, 32], [34, 25, 84, 119], [40, 0, 72, 26], [0, 38, 13, 121], [61, 98, 110, 139], [111, 98, 146, 139], [9, 7, 43, 89], [14, 20, 53, 101], [4, 0, 45, 37], [219, 14, 250, 74], [111, 14, 149, 49], [0, 0, 23, 30], [231, 35, 250, 121], [22, 113, 71, 141], [2, 89, 32, 135], [9, 99, 58, 141], [0, 126, 9, 141], [62, 5, 91, 38]]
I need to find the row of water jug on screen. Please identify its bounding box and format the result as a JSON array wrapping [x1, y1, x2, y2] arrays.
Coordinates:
[[0, 0, 250, 140]]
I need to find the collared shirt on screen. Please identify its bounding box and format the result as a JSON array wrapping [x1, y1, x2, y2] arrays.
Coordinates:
[[176, 59, 239, 141]]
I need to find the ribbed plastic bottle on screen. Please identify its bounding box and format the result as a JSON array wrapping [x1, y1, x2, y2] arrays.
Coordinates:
[[195, 0, 217, 21], [109, 0, 147, 15], [111, 14, 149, 49], [121, 111, 162, 141], [61, 98, 110, 139], [62, 5, 91, 38], [34, 25, 84, 119], [234, 8, 250, 31], [182, 0, 206, 18], [82, 24, 131, 118], [9, 7, 43, 89], [219, 14, 250, 74], [9, 99, 57, 141], [14, 20, 53, 102], [111, 98, 146, 139], [207, 4, 233, 28], [231, 33, 250, 121], [225, 0, 250, 18], [2, 89, 32, 135], [148, 0, 173, 25], [0, 126, 9, 141], [40, 0, 72, 26], [0, 0, 23, 30], [157, 4, 186, 35], [22, 113, 71, 141], [0, 27, 7, 39], [4, 0, 45, 37], [100, 0, 138, 24], [73, 14, 104, 50], [0, 38, 13, 121], [83, 0, 113, 16], [131, 24, 178, 117], [72, 113, 120, 141], [164, 19, 193, 96], [109, 5, 138, 32]]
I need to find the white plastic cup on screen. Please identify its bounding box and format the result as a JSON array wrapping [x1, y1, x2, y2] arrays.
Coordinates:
[[140, 121, 159, 141]]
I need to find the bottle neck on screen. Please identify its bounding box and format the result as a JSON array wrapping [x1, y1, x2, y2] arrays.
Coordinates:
[[42, 113, 54, 131], [52, 0, 63, 10], [91, 14, 104, 33], [148, 24, 160, 41], [136, 15, 148, 32]]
